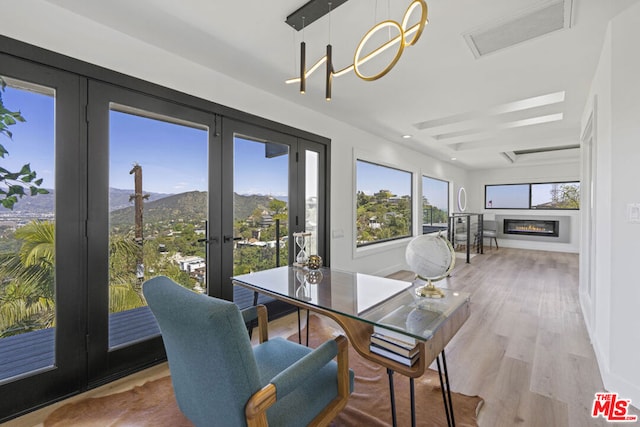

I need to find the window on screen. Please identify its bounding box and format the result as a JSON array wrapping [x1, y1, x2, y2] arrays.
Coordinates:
[[356, 160, 412, 246], [0, 76, 56, 378], [485, 182, 580, 209], [531, 182, 580, 209], [485, 184, 530, 209], [422, 176, 449, 234]]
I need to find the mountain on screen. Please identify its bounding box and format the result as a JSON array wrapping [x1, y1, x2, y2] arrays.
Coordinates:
[[234, 193, 280, 221], [108, 188, 172, 211], [2, 186, 281, 228], [0, 188, 171, 215], [108, 191, 278, 229], [109, 191, 207, 228], [0, 189, 55, 214]]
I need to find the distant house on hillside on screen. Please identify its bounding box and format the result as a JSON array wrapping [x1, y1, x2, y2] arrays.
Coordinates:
[[176, 256, 206, 273], [260, 213, 273, 228]]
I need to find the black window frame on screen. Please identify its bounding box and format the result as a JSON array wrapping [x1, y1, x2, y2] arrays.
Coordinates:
[[355, 159, 413, 247], [485, 181, 580, 210]]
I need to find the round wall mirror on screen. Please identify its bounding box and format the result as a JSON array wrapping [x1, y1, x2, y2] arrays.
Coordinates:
[[457, 187, 467, 212]]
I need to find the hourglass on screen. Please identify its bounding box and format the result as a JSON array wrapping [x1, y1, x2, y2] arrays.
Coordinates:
[[293, 231, 311, 267]]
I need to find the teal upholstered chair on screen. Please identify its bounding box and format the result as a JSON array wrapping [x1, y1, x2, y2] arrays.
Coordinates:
[[143, 276, 353, 427]]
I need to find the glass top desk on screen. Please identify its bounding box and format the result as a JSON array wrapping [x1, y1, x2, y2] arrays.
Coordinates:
[[232, 266, 470, 379]]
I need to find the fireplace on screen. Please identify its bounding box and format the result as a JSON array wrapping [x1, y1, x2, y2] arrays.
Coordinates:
[[503, 219, 559, 237]]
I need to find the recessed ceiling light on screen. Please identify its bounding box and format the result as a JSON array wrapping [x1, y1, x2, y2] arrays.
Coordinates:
[[402, 134, 412, 139], [451, 157, 457, 161]]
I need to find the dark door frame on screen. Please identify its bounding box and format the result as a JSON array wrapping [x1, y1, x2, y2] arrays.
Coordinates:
[[0, 54, 86, 421]]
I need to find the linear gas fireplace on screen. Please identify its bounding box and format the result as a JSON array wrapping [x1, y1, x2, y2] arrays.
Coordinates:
[[503, 219, 559, 237]]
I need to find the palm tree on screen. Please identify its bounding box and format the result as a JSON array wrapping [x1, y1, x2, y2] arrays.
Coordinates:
[[108, 233, 146, 312], [0, 221, 146, 337], [0, 220, 55, 337]]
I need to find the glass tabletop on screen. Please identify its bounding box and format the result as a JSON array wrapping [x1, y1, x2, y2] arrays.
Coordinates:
[[232, 266, 470, 341]]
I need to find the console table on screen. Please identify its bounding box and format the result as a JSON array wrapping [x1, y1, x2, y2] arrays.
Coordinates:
[[232, 267, 470, 427]]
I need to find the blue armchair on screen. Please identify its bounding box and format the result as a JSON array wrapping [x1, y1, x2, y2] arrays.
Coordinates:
[[143, 276, 353, 427]]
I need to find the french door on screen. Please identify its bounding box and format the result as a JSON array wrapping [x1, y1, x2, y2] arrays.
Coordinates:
[[220, 119, 327, 306], [86, 81, 220, 384], [0, 55, 85, 418], [0, 45, 328, 421]]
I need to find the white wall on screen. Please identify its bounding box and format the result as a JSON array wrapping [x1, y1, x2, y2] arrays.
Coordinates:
[[467, 163, 581, 253], [581, 2, 640, 408], [0, 1, 468, 277]]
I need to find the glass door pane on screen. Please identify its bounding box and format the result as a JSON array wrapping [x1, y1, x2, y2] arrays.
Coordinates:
[[0, 58, 83, 420], [422, 176, 449, 234], [305, 150, 319, 257], [232, 136, 289, 277], [0, 77, 56, 381], [108, 106, 208, 349], [88, 80, 217, 382]]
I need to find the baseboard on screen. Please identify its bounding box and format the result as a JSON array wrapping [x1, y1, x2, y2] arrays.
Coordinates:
[[497, 240, 578, 253], [603, 369, 640, 411]]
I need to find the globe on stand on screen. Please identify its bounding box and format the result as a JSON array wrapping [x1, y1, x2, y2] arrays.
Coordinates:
[[405, 233, 456, 298]]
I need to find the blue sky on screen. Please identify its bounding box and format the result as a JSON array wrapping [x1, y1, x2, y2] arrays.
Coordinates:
[[357, 160, 449, 210], [6, 84, 447, 208], [112, 115, 290, 196], [110, 110, 208, 193], [1, 86, 55, 189], [485, 184, 530, 208], [357, 160, 411, 197], [234, 138, 288, 197], [3, 85, 290, 196]]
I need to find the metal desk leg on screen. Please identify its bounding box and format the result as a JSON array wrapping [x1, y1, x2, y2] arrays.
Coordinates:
[[306, 309, 310, 346], [410, 377, 416, 427], [387, 368, 397, 427], [247, 291, 260, 339], [436, 350, 456, 427], [296, 308, 310, 346]]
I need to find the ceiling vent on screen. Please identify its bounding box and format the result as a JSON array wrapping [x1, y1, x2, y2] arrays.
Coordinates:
[[502, 144, 580, 163], [463, 0, 573, 58], [513, 144, 579, 155]]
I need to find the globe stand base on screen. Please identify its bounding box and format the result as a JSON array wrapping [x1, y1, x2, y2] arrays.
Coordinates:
[[415, 282, 445, 299]]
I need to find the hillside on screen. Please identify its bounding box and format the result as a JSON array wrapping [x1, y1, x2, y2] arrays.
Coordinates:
[[108, 191, 279, 228], [0, 188, 170, 214]]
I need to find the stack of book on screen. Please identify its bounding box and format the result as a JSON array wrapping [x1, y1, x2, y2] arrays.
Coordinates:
[[369, 326, 419, 366]]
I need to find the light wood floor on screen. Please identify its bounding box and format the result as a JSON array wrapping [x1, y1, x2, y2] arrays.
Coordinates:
[[6, 248, 638, 426]]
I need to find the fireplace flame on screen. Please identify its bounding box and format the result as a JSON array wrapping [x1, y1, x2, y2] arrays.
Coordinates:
[[513, 224, 549, 232]]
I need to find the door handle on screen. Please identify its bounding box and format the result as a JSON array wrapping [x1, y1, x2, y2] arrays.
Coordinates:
[[197, 236, 219, 244], [224, 235, 242, 243]]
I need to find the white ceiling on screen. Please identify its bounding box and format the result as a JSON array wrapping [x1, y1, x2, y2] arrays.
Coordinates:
[[44, 0, 637, 169]]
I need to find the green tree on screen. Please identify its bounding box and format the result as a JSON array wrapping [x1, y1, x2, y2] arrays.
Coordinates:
[[557, 184, 580, 209], [108, 233, 145, 312], [0, 77, 49, 209], [269, 198, 287, 215], [0, 220, 55, 337]]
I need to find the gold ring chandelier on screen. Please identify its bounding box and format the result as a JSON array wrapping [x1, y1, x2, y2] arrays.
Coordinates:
[[286, 0, 428, 100]]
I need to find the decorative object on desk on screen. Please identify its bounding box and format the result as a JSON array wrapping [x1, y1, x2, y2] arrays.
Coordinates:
[[371, 332, 420, 358], [293, 231, 311, 267], [295, 270, 312, 301], [405, 232, 455, 298], [369, 326, 419, 366], [307, 254, 323, 269], [305, 269, 324, 285]]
